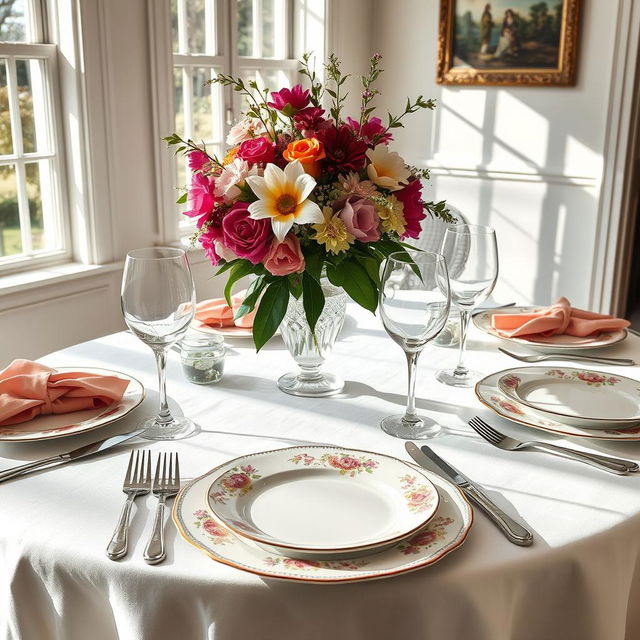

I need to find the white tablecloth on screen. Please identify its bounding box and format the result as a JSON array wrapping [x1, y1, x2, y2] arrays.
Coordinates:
[[2, 305, 640, 640]]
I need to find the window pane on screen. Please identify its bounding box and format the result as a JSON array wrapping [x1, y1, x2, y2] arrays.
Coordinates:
[[240, 68, 291, 111], [0, 0, 28, 43], [171, 0, 179, 53], [0, 164, 21, 256], [191, 67, 214, 141], [237, 0, 252, 56], [16, 58, 48, 154], [0, 60, 12, 156], [174, 67, 185, 136], [186, 0, 206, 53]]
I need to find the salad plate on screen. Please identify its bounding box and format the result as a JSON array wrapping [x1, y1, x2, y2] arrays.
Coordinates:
[[476, 369, 640, 440], [473, 306, 627, 352], [172, 452, 472, 584], [206, 446, 440, 559], [497, 367, 640, 429]]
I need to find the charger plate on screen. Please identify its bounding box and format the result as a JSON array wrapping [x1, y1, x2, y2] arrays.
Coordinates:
[[473, 306, 627, 352], [0, 368, 145, 442], [497, 367, 640, 429], [476, 369, 640, 440], [205, 446, 440, 559], [172, 449, 472, 584]]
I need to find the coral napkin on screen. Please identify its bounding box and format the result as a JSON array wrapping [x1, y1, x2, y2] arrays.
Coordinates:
[[195, 290, 257, 329], [0, 359, 130, 427], [491, 297, 630, 339]]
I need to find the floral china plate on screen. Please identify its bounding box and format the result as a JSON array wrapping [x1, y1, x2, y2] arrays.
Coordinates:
[[172, 453, 472, 584], [497, 367, 640, 429], [473, 306, 627, 352], [205, 446, 440, 559], [476, 369, 640, 440], [0, 368, 145, 442]]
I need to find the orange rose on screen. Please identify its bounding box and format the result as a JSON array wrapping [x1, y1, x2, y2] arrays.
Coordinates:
[[283, 138, 325, 178]]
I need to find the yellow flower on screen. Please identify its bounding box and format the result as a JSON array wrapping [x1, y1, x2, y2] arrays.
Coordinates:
[[223, 146, 238, 165], [246, 161, 323, 242], [366, 145, 411, 191], [377, 195, 406, 236], [313, 206, 354, 254]]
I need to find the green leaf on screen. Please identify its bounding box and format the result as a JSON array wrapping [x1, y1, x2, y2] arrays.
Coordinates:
[[287, 273, 303, 299], [303, 247, 324, 282], [224, 261, 256, 306], [333, 259, 378, 312], [234, 276, 266, 320], [215, 259, 242, 276], [252, 279, 290, 351], [176, 192, 188, 204], [354, 252, 381, 286], [302, 272, 325, 333]]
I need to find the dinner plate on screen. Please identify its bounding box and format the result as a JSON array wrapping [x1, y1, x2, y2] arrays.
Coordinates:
[[191, 319, 280, 339], [473, 306, 627, 352], [206, 446, 440, 559], [476, 369, 640, 440], [497, 367, 640, 429], [172, 452, 472, 584], [0, 368, 145, 442]]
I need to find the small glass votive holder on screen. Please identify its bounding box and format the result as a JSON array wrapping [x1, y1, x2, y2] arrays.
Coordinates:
[[434, 309, 461, 348], [180, 331, 225, 384]]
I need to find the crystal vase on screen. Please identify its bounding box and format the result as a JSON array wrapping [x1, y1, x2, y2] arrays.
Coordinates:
[[277, 280, 347, 397]]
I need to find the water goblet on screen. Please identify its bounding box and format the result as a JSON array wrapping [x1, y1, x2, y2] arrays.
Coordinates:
[[121, 247, 197, 440], [436, 224, 498, 388], [379, 251, 450, 439]]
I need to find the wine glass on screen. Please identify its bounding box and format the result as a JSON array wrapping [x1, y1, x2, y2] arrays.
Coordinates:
[[436, 224, 498, 388], [121, 247, 197, 440], [379, 251, 450, 439]]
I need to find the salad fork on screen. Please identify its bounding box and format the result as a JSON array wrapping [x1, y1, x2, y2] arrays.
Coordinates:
[[106, 450, 151, 560], [143, 452, 180, 565], [468, 417, 639, 475], [498, 347, 635, 366]]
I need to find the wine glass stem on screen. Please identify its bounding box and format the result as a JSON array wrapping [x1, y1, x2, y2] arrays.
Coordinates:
[[404, 350, 420, 423], [153, 347, 173, 426], [454, 309, 471, 377]]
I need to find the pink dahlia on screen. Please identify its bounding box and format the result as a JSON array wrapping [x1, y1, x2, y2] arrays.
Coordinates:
[[395, 179, 425, 240], [319, 125, 368, 174], [345, 117, 393, 146], [267, 84, 310, 114], [184, 173, 217, 224], [188, 150, 210, 171]]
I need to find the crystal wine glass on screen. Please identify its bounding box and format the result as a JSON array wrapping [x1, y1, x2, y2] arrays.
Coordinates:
[[436, 224, 498, 388], [121, 247, 197, 440], [379, 251, 450, 439]]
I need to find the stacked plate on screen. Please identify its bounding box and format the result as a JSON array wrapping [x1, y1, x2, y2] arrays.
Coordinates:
[[172, 445, 473, 583]]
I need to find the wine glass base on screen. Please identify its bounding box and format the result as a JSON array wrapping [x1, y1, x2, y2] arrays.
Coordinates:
[[380, 415, 442, 440], [277, 372, 344, 397], [140, 416, 199, 441], [436, 368, 482, 388]]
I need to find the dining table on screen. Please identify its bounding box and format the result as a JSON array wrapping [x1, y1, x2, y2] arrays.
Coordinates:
[[2, 302, 640, 640]]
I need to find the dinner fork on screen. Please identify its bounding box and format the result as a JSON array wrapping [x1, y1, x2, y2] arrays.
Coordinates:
[[106, 450, 151, 560], [468, 417, 639, 475], [498, 347, 635, 366], [143, 452, 180, 565]]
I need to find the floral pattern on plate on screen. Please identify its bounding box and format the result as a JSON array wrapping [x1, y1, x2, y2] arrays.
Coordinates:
[[289, 451, 379, 477], [208, 465, 261, 505], [193, 510, 233, 545], [544, 369, 622, 387], [396, 517, 456, 555], [399, 474, 438, 513]]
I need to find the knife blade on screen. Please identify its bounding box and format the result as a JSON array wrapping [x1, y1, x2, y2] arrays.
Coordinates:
[[0, 428, 146, 483], [405, 442, 533, 546]]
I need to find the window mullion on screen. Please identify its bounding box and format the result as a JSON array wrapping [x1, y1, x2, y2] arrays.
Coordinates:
[[14, 160, 33, 256], [177, 0, 188, 54], [252, 0, 262, 58]]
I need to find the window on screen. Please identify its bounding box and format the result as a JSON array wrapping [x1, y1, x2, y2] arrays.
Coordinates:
[[0, 0, 67, 270], [170, 0, 298, 232]]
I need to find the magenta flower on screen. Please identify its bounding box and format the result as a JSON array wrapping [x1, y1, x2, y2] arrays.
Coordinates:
[[319, 125, 368, 174], [334, 195, 380, 243], [396, 179, 425, 240], [221, 201, 272, 264], [345, 116, 393, 146], [184, 173, 217, 224], [293, 107, 331, 137], [237, 136, 276, 166], [267, 84, 310, 114], [188, 150, 210, 171]]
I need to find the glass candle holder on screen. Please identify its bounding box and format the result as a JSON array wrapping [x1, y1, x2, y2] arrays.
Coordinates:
[[180, 331, 225, 384]]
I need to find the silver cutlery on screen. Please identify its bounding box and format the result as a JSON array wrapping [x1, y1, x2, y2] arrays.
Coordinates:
[[629, 328, 640, 337], [405, 442, 533, 546], [498, 347, 636, 366], [0, 429, 145, 484], [472, 302, 517, 317], [143, 452, 180, 565], [468, 417, 639, 475], [106, 450, 152, 560]]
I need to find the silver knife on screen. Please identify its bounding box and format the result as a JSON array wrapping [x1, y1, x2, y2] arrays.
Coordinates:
[[0, 429, 145, 483], [405, 442, 533, 546]]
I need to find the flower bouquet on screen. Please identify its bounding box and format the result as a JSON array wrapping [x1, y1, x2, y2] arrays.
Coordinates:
[[165, 53, 452, 351]]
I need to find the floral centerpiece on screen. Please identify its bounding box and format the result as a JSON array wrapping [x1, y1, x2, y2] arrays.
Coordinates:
[[165, 53, 452, 350]]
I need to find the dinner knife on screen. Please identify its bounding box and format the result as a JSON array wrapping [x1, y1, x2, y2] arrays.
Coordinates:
[[0, 428, 145, 483], [405, 442, 534, 546]]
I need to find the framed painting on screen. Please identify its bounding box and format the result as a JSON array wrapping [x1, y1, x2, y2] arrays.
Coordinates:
[[436, 0, 581, 86]]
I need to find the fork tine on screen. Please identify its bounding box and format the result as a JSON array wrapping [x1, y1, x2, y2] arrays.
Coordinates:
[[153, 452, 161, 488], [174, 454, 180, 486], [145, 451, 152, 485], [162, 452, 167, 487], [469, 417, 502, 445], [168, 453, 173, 488], [123, 450, 135, 486]]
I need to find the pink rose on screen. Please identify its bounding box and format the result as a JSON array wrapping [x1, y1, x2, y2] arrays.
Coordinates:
[[410, 530, 436, 547], [407, 491, 431, 508], [283, 558, 320, 569], [267, 84, 310, 113], [577, 372, 606, 384], [184, 173, 217, 223], [222, 473, 251, 490], [188, 150, 209, 171], [263, 234, 305, 276], [502, 375, 520, 388], [345, 116, 393, 145], [395, 179, 425, 240], [328, 455, 361, 471], [334, 195, 380, 243], [221, 202, 272, 264], [202, 519, 227, 537], [237, 136, 276, 166]]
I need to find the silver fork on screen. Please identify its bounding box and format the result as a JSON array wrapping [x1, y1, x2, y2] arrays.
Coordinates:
[[468, 417, 639, 475], [498, 347, 635, 366], [143, 452, 180, 565], [106, 450, 151, 560]]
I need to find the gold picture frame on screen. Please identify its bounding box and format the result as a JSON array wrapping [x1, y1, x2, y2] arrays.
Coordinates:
[[437, 0, 581, 86]]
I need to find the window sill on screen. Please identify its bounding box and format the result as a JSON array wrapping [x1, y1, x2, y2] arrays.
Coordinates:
[[0, 261, 123, 298]]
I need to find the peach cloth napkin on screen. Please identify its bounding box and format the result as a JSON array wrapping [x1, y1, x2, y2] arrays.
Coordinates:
[[491, 297, 630, 339], [0, 359, 130, 427], [195, 290, 257, 329]]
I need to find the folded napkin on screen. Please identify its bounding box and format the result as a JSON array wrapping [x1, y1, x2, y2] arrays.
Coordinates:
[[491, 297, 630, 339], [0, 359, 130, 427], [195, 290, 257, 329]]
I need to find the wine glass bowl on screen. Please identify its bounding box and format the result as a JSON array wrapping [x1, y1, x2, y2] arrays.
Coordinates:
[[379, 251, 450, 439]]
